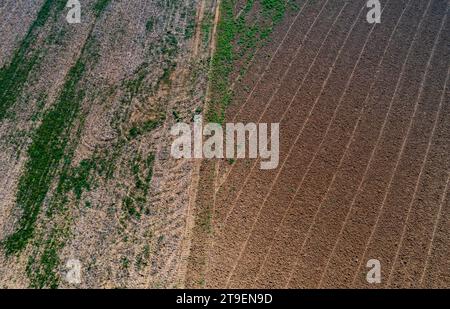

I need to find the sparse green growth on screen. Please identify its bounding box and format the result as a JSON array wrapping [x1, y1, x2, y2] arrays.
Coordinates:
[[123, 196, 140, 219], [184, 11, 196, 39], [261, 0, 287, 24], [199, 207, 212, 234], [93, 0, 111, 17], [146, 17, 155, 32], [122, 152, 155, 219], [201, 13, 213, 45], [124, 65, 149, 95], [128, 114, 166, 139], [3, 59, 86, 255], [196, 278, 206, 287], [3, 0, 113, 255], [60, 159, 96, 200], [31, 93, 48, 122], [26, 230, 63, 289], [135, 244, 151, 270], [121, 256, 129, 269], [0, 0, 66, 121], [206, 0, 289, 123], [161, 63, 176, 85], [172, 110, 181, 122], [288, 0, 300, 12]]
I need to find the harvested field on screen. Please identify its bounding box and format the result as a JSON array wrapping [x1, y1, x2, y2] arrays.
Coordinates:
[[0, 0, 449, 290], [188, 0, 450, 288], [0, 0, 216, 288]]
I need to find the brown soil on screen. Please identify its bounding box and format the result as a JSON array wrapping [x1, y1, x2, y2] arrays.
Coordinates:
[[188, 0, 450, 288]]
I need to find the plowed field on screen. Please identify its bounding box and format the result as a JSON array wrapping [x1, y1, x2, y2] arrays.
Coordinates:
[[188, 0, 450, 288]]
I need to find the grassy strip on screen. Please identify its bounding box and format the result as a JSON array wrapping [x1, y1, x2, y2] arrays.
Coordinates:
[[26, 229, 63, 289], [0, 0, 66, 121], [3, 0, 111, 256], [205, 0, 235, 123], [206, 0, 288, 123], [11, 0, 116, 288], [26, 118, 110, 288], [3, 58, 86, 255]]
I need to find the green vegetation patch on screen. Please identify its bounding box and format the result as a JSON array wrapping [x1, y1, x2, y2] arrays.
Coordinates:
[[3, 59, 86, 255], [206, 0, 289, 123], [3, 0, 113, 256], [93, 0, 112, 17], [128, 116, 165, 139], [26, 229, 64, 289], [146, 17, 155, 32], [122, 153, 156, 220], [0, 0, 67, 121], [206, 0, 236, 123]]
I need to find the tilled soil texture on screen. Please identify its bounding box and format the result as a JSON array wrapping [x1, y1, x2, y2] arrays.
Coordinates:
[[189, 0, 450, 288]]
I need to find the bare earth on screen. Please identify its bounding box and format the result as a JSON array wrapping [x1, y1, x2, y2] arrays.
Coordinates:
[[188, 0, 450, 288]]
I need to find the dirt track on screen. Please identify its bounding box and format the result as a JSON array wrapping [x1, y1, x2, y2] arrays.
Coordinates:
[[189, 0, 450, 288]]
